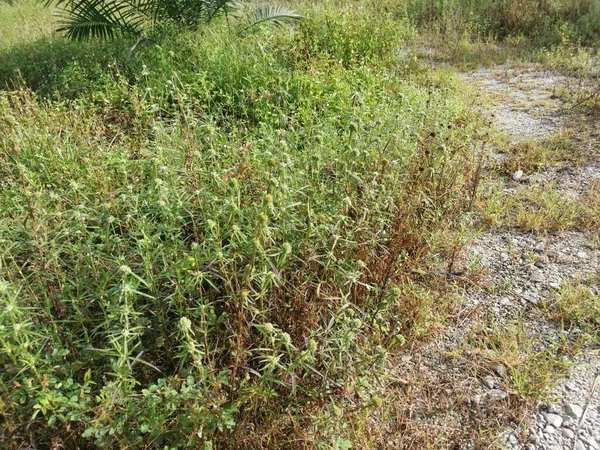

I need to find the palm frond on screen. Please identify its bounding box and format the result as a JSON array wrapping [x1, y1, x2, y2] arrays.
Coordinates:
[[44, 0, 301, 40], [204, 0, 237, 22], [242, 4, 303, 31], [54, 0, 144, 40]]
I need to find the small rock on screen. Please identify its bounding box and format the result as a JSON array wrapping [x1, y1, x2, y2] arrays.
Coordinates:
[[565, 404, 584, 420], [574, 441, 586, 450], [492, 363, 507, 378], [482, 375, 495, 389], [562, 428, 575, 439], [534, 260, 545, 268], [547, 404, 562, 415], [549, 282, 561, 291], [525, 444, 536, 450], [582, 436, 600, 450], [500, 297, 511, 306], [501, 252, 510, 261], [513, 170, 524, 181], [534, 241, 546, 253], [531, 270, 544, 283], [545, 424, 556, 434], [488, 389, 508, 400], [544, 413, 563, 428], [576, 251, 587, 259]]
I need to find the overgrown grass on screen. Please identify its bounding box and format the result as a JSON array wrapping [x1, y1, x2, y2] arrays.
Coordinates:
[[0, 3, 493, 448], [396, 0, 600, 69], [1, 0, 597, 448], [0, 0, 55, 48]]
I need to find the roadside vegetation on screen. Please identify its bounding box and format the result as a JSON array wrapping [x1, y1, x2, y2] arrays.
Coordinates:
[[1, 0, 599, 448]]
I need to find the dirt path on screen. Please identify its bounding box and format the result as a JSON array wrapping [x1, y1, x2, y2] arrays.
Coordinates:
[[464, 66, 600, 450]]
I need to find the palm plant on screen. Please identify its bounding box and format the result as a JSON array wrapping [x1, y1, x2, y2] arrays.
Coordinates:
[[45, 0, 302, 40]]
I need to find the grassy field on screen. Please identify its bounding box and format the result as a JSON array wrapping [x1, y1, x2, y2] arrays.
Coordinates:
[[0, 0, 599, 449]]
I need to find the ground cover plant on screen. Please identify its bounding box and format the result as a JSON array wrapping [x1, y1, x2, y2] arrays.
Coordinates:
[[1, 0, 599, 449]]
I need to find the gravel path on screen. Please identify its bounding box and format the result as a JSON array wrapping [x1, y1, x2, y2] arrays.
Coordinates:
[[463, 66, 600, 450]]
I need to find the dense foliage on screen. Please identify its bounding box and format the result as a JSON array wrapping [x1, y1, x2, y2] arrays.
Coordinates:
[[46, 0, 302, 40], [1, 0, 598, 448]]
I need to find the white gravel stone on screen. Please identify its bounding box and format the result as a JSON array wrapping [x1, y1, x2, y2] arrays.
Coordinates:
[[488, 389, 508, 400], [482, 375, 495, 389], [582, 436, 600, 450], [544, 413, 563, 428], [531, 270, 544, 283], [562, 428, 575, 439], [565, 404, 584, 420], [492, 363, 507, 378], [513, 170, 524, 181], [459, 68, 600, 450]]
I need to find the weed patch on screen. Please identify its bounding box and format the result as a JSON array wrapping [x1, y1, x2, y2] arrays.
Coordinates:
[[0, 5, 491, 447], [549, 280, 600, 344]]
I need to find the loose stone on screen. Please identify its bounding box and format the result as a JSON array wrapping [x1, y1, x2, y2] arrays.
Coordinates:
[[488, 389, 508, 400], [565, 404, 584, 420], [562, 429, 575, 439], [549, 282, 561, 291], [513, 170, 524, 181], [544, 413, 563, 428], [531, 270, 544, 283], [482, 375, 495, 389], [492, 363, 507, 378], [582, 436, 600, 450]]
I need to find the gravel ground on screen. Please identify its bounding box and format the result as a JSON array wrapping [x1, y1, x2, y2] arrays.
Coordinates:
[[463, 66, 600, 450], [377, 65, 598, 450]]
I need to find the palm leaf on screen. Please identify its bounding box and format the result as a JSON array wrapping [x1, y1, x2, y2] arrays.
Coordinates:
[[44, 0, 302, 40], [54, 0, 145, 40], [204, 0, 237, 22], [241, 4, 302, 31]]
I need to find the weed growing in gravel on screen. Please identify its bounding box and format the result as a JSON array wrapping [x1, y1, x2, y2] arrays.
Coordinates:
[[470, 320, 571, 401], [496, 131, 583, 175], [480, 183, 586, 232], [550, 280, 600, 344], [582, 180, 600, 233]]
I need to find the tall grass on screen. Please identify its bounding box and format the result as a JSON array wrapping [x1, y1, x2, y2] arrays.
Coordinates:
[[0, 0, 55, 48], [377, 0, 600, 45], [0, 2, 493, 449]]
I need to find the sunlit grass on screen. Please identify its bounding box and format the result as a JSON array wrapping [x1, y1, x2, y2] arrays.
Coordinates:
[[0, 0, 56, 48]]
